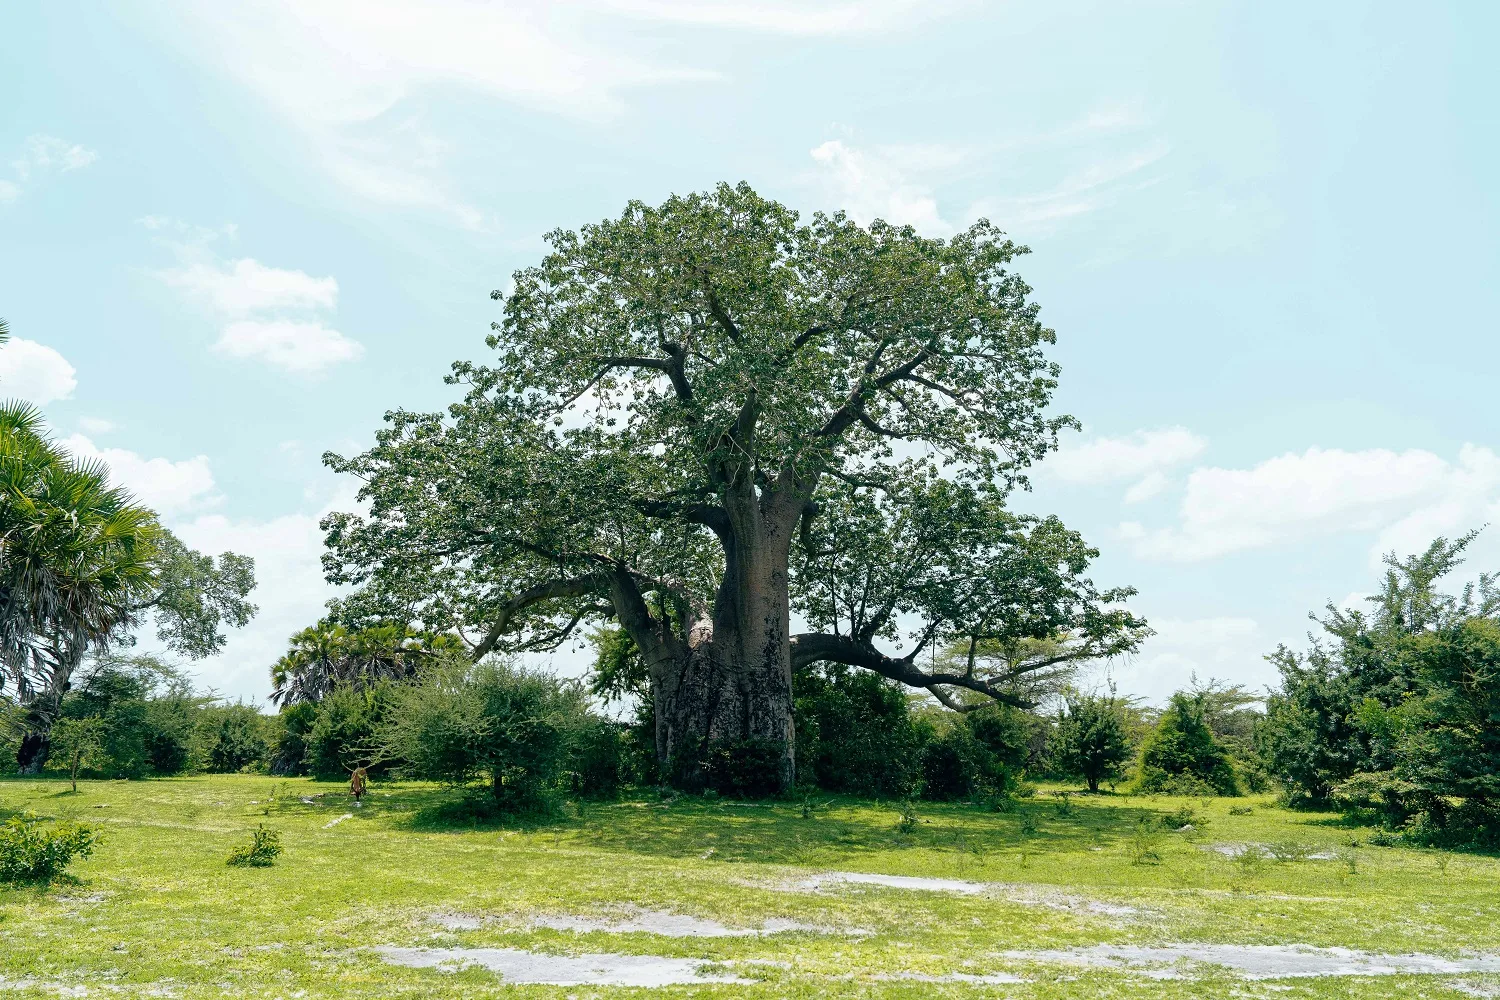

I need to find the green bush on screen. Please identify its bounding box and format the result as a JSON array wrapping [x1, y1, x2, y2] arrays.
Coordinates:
[[268, 702, 318, 776], [916, 704, 1035, 801], [794, 664, 924, 797], [381, 661, 590, 811], [226, 825, 283, 867], [698, 736, 787, 799], [568, 716, 627, 797], [306, 685, 393, 779], [192, 704, 271, 773], [920, 726, 981, 800], [1052, 693, 1131, 792], [1136, 692, 1240, 795], [0, 814, 99, 884]]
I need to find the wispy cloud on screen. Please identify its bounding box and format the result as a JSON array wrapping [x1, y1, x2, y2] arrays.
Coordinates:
[[151, 228, 363, 374], [12, 135, 98, 179], [590, 0, 954, 35], [1, 134, 97, 203], [970, 142, 1171, 230], [164, 0, 949, 226]]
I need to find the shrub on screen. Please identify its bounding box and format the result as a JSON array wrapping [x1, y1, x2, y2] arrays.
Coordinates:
[[47, 717, 108, 791], [0, 814, 99, 884], [568, 717, 627, 797], [226, 825, 283, 867], [895, 800, 919, 835], [381, 661, 590, 810], [192, 704, 271, 773], [920, 726, 979, 800], [1052, 693, 1131, 792], [794, 664, 924, 797], [306, 684, 393, 779], [697, 736, 786, 798], [268, 701, 318, 776], [1136, 692, 1240, 795], [1128, 817, 1162, 865]]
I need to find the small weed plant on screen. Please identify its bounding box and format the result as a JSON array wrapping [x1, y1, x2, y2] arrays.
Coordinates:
[[1129, 817, 1163, 865], [1160, 806, 1202, 831], [1267, 841, 1314, 863], [227, 825, 283, 868], [0, 813, 99, 884], [895, 801, 919, 836], [1234, 843, 1270, 876]]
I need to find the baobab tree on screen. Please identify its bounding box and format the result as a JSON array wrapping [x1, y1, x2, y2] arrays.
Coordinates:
[[322, 183, 1147, 790]]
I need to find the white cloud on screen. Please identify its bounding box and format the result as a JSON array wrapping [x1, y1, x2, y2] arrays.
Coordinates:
[[78, 416, 116, 434], [137, 216, 239, 242], [13, 135, 98, 178], [1123, 471, 1170, 504], [152, 241, 363, 373], [1122, 445, 1500, 563], [166, 1, 721, 225], [0, 180, 17, 202], [60, 434, 218, 517], [215, 320, 365, 373], [1049, 426, 1207, 484], [1103, 616, 1272, 706], [0, 337, 78, 405], [810, 140, 954, 236], [162, 258, 338, 316]]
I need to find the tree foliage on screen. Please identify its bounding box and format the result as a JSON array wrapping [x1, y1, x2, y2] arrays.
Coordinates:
[[380, 661, 590, 808], [320, 183, 1146, 787], [1053, 691, 1132, 792], [270, 619, 464, 706], [1262, 533, 1500, 842], [1137, 691, 1240, 796]]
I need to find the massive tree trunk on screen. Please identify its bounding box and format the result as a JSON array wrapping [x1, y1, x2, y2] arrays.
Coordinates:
[[16, 698, 61, 774], [631, 473, 803, 793]]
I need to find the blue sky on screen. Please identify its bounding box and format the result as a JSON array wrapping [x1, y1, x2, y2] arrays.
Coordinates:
[[3, 1, 1497, 706]]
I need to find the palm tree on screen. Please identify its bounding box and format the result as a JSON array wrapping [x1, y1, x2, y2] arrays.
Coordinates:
[[0, 401, 159, 770], [270, 621, 462, 706]]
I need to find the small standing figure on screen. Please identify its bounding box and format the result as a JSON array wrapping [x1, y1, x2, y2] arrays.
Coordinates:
[[350, 766, 368, 805]]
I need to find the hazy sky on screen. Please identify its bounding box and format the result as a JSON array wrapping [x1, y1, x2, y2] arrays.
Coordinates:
[[3, 1, 1497, 705]]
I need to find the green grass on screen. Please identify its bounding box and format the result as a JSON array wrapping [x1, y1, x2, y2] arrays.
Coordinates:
[[2, 775, 1498, 998]]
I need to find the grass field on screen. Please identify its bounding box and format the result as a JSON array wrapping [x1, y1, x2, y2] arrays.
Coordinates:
[[2, 775, 1498, 998]]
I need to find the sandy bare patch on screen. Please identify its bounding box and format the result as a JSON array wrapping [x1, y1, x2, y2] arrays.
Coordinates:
[[322, 813, 354, 829], [1003, 944, 1500, 979], [377, 946, 749, 986], [428, 906, 859, 937], [789, 871, 1144, 918], [532, 909, 826, 937]]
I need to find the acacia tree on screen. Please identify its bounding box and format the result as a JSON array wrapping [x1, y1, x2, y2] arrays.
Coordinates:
[[323, 183, 1146, 790]]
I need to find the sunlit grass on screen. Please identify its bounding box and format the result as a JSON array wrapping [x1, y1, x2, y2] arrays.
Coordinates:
[[1, 775, 1496, 998]]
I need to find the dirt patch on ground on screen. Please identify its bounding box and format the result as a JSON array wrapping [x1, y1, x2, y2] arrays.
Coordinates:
[[1003, 943, 1500, 979], [788, 870, 1144, 918], [377, 946, 749, 986]]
